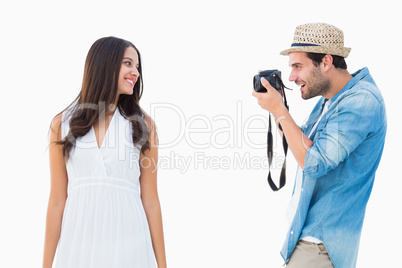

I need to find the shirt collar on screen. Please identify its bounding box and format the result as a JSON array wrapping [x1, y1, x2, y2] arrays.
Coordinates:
[[330, 67, 370, 103]]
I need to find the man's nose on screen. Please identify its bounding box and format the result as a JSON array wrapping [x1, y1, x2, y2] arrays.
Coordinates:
[[288, 71, 297, 82]]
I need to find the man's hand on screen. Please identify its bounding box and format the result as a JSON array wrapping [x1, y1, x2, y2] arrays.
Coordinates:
[[252, 76, 313, 169], [252, 77, 287, 117]]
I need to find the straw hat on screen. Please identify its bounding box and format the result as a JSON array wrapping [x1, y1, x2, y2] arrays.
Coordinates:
[[280, 23, 351, 58]]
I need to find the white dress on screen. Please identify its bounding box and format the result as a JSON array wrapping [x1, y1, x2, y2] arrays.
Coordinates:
[[55, 108, 156, 268]]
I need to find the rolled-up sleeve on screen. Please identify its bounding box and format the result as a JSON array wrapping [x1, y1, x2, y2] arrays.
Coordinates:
[[303, 87, 382, 179]]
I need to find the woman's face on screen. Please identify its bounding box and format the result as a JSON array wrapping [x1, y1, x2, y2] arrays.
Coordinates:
[[117, 46, 140, 97]]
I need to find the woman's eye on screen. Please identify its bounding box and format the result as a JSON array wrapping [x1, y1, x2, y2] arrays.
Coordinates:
[[124, 61, 131, 66]]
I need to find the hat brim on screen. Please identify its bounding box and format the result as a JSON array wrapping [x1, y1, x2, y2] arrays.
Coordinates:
[[280, 46, 351, 58]]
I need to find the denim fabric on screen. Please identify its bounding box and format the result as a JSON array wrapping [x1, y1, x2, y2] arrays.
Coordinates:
[[280, 68, 387, 268]]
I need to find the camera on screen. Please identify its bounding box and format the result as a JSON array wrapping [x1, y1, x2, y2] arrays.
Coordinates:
[[253, 70, 282, 93]]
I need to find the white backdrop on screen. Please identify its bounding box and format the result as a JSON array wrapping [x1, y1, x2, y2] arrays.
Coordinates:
[[1, 0, 400, 267]]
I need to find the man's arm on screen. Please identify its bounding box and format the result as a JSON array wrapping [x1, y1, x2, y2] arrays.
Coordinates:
[[252, 77, 313, 169], [275, 110, 313, 169]]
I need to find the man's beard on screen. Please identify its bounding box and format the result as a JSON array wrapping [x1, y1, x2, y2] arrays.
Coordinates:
[[302, 67, 331, 100]]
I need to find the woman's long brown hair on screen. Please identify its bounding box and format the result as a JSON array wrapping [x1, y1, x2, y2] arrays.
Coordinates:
[[56, 36, 149, 160]]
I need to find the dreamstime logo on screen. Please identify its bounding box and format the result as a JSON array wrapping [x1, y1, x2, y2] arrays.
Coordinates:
[[64, 101, 290, 173], [129, 151, 287, 174], [150, 101, 282, 150]]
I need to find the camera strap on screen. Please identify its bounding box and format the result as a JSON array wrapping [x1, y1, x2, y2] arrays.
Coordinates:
[[267, 84, 289, 191]]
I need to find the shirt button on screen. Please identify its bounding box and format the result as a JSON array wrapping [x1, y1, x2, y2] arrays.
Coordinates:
[[291, 231, 294, 235]]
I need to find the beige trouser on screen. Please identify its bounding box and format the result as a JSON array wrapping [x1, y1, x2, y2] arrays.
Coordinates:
[[285, 240, 335, 268]]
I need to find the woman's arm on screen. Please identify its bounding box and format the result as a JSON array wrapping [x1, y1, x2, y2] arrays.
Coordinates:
[[42, 114, 68, 268], [139, 117, 167, 268]]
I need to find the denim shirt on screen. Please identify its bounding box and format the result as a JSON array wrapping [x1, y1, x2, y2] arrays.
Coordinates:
[[280, 68, 387, 268]]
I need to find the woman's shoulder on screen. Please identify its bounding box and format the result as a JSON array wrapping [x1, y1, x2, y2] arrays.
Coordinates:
[[143, 112, 155, 126], [142, 112, 158, 146], [49, 113, 63, 141], [50, 107, 75, 140], [142, 112, 157, 134], [51, 113, 63, 131]]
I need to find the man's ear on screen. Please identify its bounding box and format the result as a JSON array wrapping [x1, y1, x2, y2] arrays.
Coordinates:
[[322, 54, 333, 71], [322, 54, 334, 68]]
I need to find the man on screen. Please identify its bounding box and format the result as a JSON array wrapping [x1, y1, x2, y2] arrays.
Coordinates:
[[252, 23, 386, 268]]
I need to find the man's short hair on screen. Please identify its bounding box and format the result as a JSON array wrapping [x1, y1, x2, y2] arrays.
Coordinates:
[[306, 52, 348, 70]]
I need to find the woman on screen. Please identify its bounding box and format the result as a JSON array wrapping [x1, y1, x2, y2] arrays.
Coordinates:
[[43, 37, 166, 268]]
